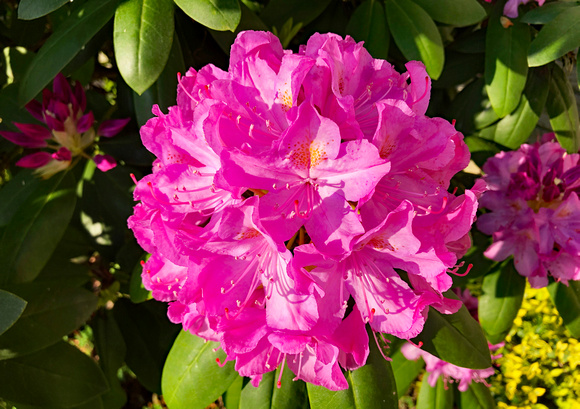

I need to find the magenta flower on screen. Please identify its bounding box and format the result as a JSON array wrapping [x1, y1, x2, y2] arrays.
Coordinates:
[[478, 135, 580, 288], [0, 73, 129, 178], [483, 0, 545, 18], [129, 31, 477, 390]]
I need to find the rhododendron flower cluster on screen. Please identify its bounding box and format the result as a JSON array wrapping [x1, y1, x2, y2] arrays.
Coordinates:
[[484, 0, 545, 18], [0, 73, 129, 178], [478, 135, 580, 288], [129, 31, 479, 390]]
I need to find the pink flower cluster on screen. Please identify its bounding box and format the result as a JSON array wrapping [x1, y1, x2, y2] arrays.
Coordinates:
[[129, 31, 478, 390], [484, 0, 545, 18], [478, 136, 580, 288], [0, 74, 129, 178]]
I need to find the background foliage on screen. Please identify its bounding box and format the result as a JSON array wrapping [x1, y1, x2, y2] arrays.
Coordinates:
[[0, 0, 579, 408]]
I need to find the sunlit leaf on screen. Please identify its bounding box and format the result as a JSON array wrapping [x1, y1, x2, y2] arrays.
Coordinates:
[[174, 0, 241, 31], [412, 0, 486, 27], [416, 377, 453, 409]]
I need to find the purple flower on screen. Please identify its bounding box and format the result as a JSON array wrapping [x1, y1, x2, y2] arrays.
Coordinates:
[[129, 31, 477, 390], [478, 135, 580, 288], [0, 73, 129, 178]]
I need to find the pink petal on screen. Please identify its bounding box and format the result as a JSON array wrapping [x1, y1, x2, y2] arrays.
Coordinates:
[[14, 122, 52, 140], [16, 152, 52, 168], [98, 118, 130, 137], [93, 154, 117, 172], [77, 112, 94, 133], [0, 130, 47, 148]]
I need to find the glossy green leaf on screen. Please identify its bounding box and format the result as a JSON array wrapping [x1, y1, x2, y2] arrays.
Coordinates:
[[446, 78, 495, 136], [0, 341, 108, 408], [346, 0, 390, 60], [391, 346, 424, 397], [17, 0, 69, 20], [458, 382, 496, 409], [546, 64, 580, 153], [485, 3, 530, 117], [384, 0, 444, 79], [0, 171, 76, 285], [548, 280, 580, 338], [413, 301, 492, 369], [129, 254, 152, 303], [0, 290, 27, 337], [307, 333, 397, 409], [224, 376, 243, 409], [162, 330, 238, 409], [18, 0, 120, 105], [527, 5, 580, 66], [174, 0, 241, 31], [411, 0, 486, 27], [417, 378, 454, 409], [521, 1, 580, 24], [478, 66, 550, 149], [0, 284, 97, 360], [114, 0, 174, 95], [478, 259, 526, 344], [114, 299, 180, 393], [464, 136, 501, 170], [93, 312, 128, 409], [0, 169, 40, 227], [240, 363, 309, 409], [259, 0, 332, 29]]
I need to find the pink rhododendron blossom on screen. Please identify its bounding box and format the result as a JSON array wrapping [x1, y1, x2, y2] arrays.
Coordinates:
[[478, 135, 580, 288], [483, 0, 545, 17], [128, 31, 477, 390], [0, 73, 129, 178]]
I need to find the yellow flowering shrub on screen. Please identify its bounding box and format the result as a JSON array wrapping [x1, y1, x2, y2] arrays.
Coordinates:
[[491, 287, 580, 409]]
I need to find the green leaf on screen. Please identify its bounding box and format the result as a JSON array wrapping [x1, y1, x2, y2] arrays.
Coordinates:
[[548, 280, 580, 338], [521, 1, 580, 24], [433, 51, 484, 89], [411, 0, 487, 27], [0, 341, 108, 408], [527, 5, 580, 66], [0, 290, 27, 337], [174, 0, 241, 31], [0, 171, 76, 285], [478, 66, 550, 149], [390, 346, 424, 397], [224, 376, 243, 409], [114, 0, 175, 95], [546, 63, 580, 153], [18, 0, 120, 105], [209, 3, 268, 55], [478, 259, 526, 344], [307, 332, 397, 409], [17, 0, 69, 20], [384, 0, 444, 79], [417, 378, 454, 409], [464, 136, 501, 170], [259, 0, 332, 30], [458, 382, 496, 409], [0, 169, 40, 227], [162, 330, 238, 409], [129, 254, 152, 303], [346, 0, 390, 60], [0, 284, 97, 360], [413, 301, 492, 369], [484, 3, 530, 117]]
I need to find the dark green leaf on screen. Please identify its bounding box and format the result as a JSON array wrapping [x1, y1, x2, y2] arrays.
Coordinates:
[[0, 284, 97, 360], [209, 3, 269, 54], [93, 312, 128, 409], [114, 0, 175, 95], [114, 299, 180, 393], [417, 378, 454, 409], [411, 0, 486, 27], [18, 0, 120, 105], [0, 290, 27, 337], [260, 0, 332, 30], [446, 78, 495, 136], [478, 66, 550, 149], [0, 341, 108, 408], [449, 29, 486, 54], [174, 0, 241, 31], [484, 3, 530, 117], [413, 301, 492, 369], [390, 345, 424, 397], [307, 331, 397, 409], [545, 64, 580, 153], [478, 259, 526, 344], [0, 171, 76, 285], [0, 169, 40, 227], [521, 1, 580, 24], [433, 51, 484, 89], [458, 382, 496, 409], [129, 254, 152, 303], [162, 330, 238, 409], [548, 280, 580, 338], [464, 136, 501, 170], [346, 0, 390, 60], [527, 5, 580, 66], [17, 0, 69, 20], [384, 0, 444, 79]]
